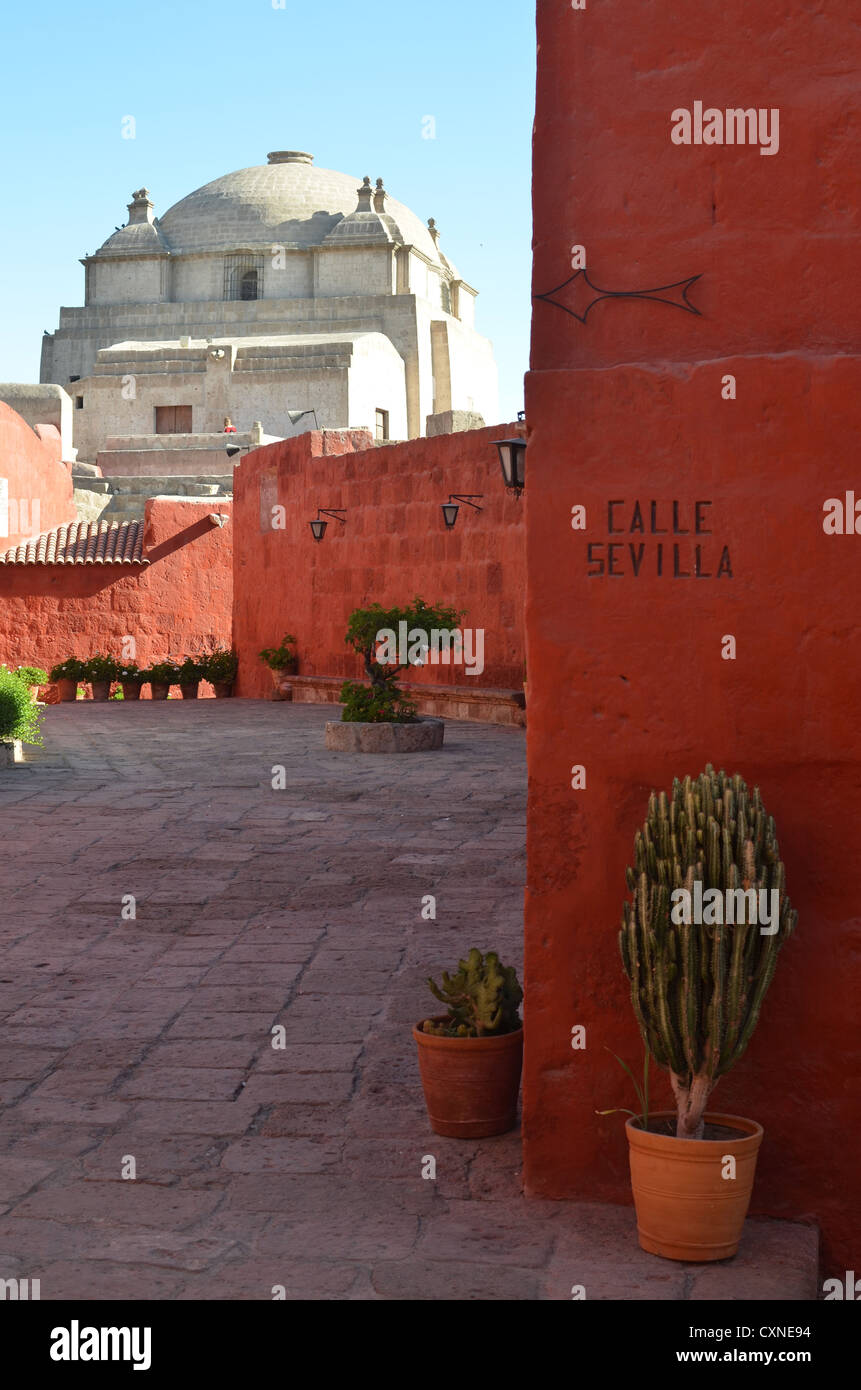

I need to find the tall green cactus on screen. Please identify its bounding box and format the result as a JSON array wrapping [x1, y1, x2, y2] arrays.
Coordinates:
[[423, 948, 523, 1037], [620, 765, 797, 1138]]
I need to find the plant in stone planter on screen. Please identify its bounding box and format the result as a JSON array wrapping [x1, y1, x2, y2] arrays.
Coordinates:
[[117, 662, 144, 701], [83, 654, 119, 701], [178, 655, 205, 699], [0, 667, 44, 763], [616, 764, 797, 1261], [413, 948, 523, 1138], [49, 657, 87, 703], [148, 660, 181, 701], [202, 647, 238, 697], [259, 634, 298, 699], [15, 666, 48, 702]]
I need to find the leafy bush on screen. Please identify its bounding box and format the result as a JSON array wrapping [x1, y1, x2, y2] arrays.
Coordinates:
[[117, 662, 142, 683], [16, 665, 48, 687], [339, 679, 417, 724], [49, 658, 87, 682], [259, 635, 298, 671], [345, 596, 462, 691], [202, 648, 238, 683], [0, 668, 44, 746], [148, 661, 181, 685], [420, 949, 523, 1038], [84, 654, 119, 682], [178, 656, 204, 685]]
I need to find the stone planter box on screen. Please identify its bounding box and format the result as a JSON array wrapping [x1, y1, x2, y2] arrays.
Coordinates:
[[324, 717, 445, 753], [0, 739, 24, 765]]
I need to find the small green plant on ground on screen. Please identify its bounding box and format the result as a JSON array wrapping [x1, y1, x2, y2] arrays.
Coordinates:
[[15, 666, 48, 687], [259, 635, 298, 670], [340, 597, 462, 723], [0, 668, 44, 746], [202, 648, 238, 683], [148, 661, 181, 685], [619, 764, 797, 1138], [421, 949, 523, 1038], [49, 658, 87, 682], [83, 654, 119, 682], [110, 686, 125, 700]]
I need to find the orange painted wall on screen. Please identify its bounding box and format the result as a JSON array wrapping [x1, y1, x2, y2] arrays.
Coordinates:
[[232, 427, 525, 697], [0, 401, 76, 548], [0, 498, 232, 677], [524, 0, 861, 1277]]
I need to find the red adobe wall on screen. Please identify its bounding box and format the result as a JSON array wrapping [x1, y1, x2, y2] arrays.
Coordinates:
[[524, 0, 861, 1278], [232, 427, 525, 697], [0, 401, 76, 548], [0, 498, 232, 680]]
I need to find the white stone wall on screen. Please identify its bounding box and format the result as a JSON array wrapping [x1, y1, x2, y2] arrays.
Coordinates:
[[346, 334, 407, 440], [89, 258, 167, 305], [315, 247, 394, 297]]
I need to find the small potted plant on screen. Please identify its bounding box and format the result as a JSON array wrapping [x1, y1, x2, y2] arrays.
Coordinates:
[[259, 634, 299, 699], [615, 764, 797, 1261], [203, 647, 238, 698], [15, 666, 48, 702], [413, 948, 523, 1138], [49, 658, 87, 703], [148, 660, 180, 701], [117, 662, 144, 701], [178, 656, 205, 700], [83, 654, 119, 702], [0, 667, 44, 764]]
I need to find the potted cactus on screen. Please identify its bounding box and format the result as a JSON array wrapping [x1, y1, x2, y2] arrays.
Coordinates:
[[117, 662, 144, 700], [202, 647, 238, 698], [413, 948, 523, 1138], [617, 765, 797, 1261], [49, 658, 87, 702], [83, 654, 118, 701], [15, 666, 48, 702], [259, 634, 299, 699], [148, 660, 180, 701], [178, 656, 204, 700]]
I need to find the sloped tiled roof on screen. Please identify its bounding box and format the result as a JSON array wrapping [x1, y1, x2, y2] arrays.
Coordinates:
[[0, 519, 149, 566]]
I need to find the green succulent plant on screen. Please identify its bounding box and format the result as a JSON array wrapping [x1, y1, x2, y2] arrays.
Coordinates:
[[422, 948, 523, 1038]]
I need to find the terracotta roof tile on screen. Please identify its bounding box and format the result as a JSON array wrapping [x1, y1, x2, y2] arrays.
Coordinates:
[[0, 519, 149, 566]]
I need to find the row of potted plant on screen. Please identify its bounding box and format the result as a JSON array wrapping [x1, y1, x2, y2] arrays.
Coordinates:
[[417, 765, 796, 1266], [49, 649, 239, 701]]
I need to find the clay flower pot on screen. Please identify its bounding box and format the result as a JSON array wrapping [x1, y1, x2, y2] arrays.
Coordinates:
[[626, 1111, 763, 1262], [150, 682, 171, 701], [179, 682, 199, 700], [413, 1017, 523, 1138], [28, 684, 41, 702], [91, 680, 112, 702], [55, 679, 77, 703], [122, 682, 142, 701], [213, 681, 234, 698]]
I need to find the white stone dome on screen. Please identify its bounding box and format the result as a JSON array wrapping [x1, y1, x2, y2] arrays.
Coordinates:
[[153, 152, 441, 260]]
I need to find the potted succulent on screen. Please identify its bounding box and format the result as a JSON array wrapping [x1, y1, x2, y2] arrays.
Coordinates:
[[413, 948, 523, 1138], [118, 662, 144, 701], [615, 765, 797, 1262], [49, 657, 87, 703], [326, 598, 460, 752], [0, 667, 44, 764], [84, 654, 119, 701], [259, 634, 299, 699], [178, 656, 204, 699], [203, 647, 238, 698], [148, 660, 180, 701], [15, 665, 48, 702]]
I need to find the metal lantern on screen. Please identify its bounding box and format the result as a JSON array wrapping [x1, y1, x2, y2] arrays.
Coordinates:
[[495, 438, 526, 495]]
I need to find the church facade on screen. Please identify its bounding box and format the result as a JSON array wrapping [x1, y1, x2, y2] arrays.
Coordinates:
[[41, 151, 499, 464]]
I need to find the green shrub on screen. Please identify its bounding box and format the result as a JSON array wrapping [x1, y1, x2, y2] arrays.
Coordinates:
[[178, 656, 204, 685], [421, 949, 523, 1038], [202, 648, 238, 683], [0, 668, 44, 746], [15, 665, 48, 687], [259, 635, 298, 670], [84, 654, 119, 682], [148, 661, 181, 685], [341, 597, 462, 722], [117, 662, 142, 683], [49, 658, 87, 682], [339, 679, 417, 724]]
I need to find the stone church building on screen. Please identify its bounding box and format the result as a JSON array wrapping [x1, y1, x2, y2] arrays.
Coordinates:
[[40, 151, 499, 467]]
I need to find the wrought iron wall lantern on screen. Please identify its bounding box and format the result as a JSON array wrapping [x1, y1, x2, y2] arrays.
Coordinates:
[[310, 508, 346, 541], [441, 494, 483, 529], [495, 438, 526, 496]]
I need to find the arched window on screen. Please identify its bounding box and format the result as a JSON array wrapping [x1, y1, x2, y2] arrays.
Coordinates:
[[240, 269, 259, 301]]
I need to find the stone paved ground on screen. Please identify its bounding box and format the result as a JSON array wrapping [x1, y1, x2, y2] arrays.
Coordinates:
[[0, 703, 817, 1300]]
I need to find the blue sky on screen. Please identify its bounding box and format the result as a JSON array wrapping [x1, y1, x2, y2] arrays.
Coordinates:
[[0, 0, 535, 422]]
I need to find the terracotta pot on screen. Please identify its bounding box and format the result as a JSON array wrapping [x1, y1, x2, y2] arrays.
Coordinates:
[[150, 682, 170, 701], [626, 1111, 764, 1262], [91, 680, 112, 702], [213, 681, 234, 698], [179, 682, 199, 699], [54, 679, 78, 702], [122, 682, 142, 701], [413, 1018, 523, 1138], [28, 684, 41, 702]]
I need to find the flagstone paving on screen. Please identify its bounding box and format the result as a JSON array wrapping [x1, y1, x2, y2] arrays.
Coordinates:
[[0, 703, 817, 1300]]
